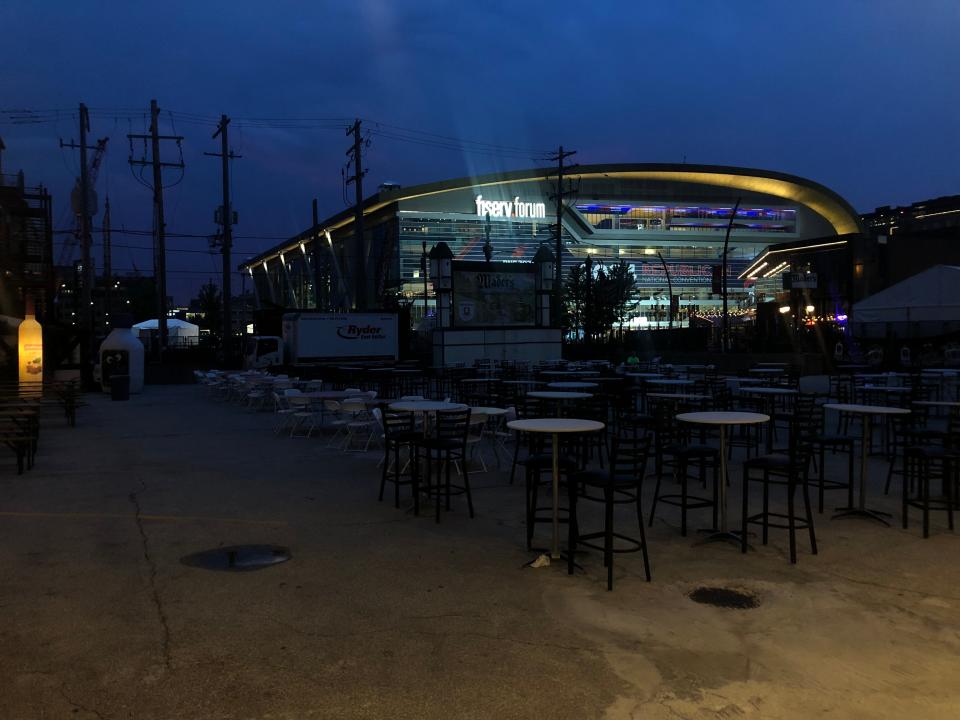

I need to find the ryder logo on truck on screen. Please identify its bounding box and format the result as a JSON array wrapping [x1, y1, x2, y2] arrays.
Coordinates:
[[336, 324, 386, 340]]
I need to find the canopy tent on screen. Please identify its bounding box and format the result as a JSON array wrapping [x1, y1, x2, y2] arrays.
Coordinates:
[[133, 318, 200, 345], [852, 265, 960, 339]]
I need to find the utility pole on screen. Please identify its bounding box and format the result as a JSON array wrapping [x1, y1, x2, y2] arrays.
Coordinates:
[[547, 145, 576, 326], [127, 99, 184, 354], [311, 199, 323, 310], [345, 119, 368, 310], [103, 195, 112, 322], [59, 103, 98, 388], [205, 115, 241, 359], [721, 198, 742, 353]]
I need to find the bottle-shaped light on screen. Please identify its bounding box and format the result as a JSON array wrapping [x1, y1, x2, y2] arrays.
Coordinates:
[[19, 296, 43, 384]]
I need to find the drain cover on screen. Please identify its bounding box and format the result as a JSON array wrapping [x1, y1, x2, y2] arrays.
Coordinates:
[[180, 545, 291, 572], [688, 586, 759, 609]]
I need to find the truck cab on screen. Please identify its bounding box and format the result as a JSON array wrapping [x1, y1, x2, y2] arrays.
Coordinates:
[[244, 335, 283, 369]]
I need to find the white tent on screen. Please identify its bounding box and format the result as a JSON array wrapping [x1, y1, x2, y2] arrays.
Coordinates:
[[852, 265, 960, 338], [133, 318, 200, 345]]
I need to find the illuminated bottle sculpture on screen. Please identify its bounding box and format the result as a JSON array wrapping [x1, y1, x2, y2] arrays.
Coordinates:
[[18, 297, 43, 384]]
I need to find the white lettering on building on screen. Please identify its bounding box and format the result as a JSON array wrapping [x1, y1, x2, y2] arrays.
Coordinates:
[[475, 194, 546, 220]]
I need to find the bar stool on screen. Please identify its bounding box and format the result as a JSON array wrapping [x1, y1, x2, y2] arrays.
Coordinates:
[[378, 405, 420, 511], [567, 435, 652, 590], [903, 445, 957, 538], [415, 408, 475, 523], [740, 417, 817, 564], [648, 401, 719, 536]]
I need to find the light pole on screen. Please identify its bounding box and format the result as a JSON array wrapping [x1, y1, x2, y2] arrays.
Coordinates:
[[421, 239, 428, 323], [721, 198, 742, 352], [657, 251, 673, 330]]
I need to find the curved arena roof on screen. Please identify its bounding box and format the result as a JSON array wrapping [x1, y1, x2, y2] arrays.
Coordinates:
[[240, 163, 864, 268]]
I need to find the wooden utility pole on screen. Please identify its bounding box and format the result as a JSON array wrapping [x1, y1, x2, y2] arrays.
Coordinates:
[[205, 115, 241, 355], [345, 119, 367, 310], [59, 104, 98, 387], [721, 198, 742, 352], [548, 145, 576, 326], [127, 100, 183, 353]]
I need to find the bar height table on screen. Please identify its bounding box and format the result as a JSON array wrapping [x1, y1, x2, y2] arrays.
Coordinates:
[[676, 411, 770, 545], [506, 417, 605, 559], [823, 403, 910, 525]]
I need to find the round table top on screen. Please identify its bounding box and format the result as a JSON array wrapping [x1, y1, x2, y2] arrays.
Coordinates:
[[646, 378, 695, 386], [303, 390, 369, 400], [460, 377, 500, 383], [470, 406, 508, 415], [912, 400, 960, 407], [501, 379, 543, 385], [677, 411, 770, 425], [507, 418, 605, 434], [647, 392, 711, 401], [392, 369, 423, 374], [547, 381, 599, 390], [823, 403, 911, 415], [922, 368, 959, 374], [862, 385, 911, 393], [389, 401, 467, 413], [743, 387, 798, 395], [528, 391, 593, 400]]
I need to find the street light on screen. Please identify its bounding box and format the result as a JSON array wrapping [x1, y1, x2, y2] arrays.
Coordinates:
[[428, 241, 453, 327]]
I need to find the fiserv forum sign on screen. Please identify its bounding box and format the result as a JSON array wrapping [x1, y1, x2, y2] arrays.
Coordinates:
[[475, 194, 547, 219]]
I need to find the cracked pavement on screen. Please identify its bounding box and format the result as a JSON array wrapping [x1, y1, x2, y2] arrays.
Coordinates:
[[0, 386, 958, 718]]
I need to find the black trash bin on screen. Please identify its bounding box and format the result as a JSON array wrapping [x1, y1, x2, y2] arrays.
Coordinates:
[[110, 374, 130, 401]]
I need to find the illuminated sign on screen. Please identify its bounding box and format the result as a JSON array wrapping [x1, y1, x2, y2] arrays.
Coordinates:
[[475, 194, 546, 220]]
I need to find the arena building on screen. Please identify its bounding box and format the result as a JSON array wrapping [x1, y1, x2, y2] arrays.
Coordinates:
[[240, 163, 864, 329]]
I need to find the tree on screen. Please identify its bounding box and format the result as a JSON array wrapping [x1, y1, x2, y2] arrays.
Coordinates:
[[196, 281, 222, 342], [605, 261, 639, 332], [562, 259, 637, 343]]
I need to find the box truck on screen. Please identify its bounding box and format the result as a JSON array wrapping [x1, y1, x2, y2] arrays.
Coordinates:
[[244, 312, 399, 368]]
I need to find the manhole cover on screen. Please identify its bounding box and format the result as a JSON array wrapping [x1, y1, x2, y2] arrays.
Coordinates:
[[688, 586, 759, 609], [180, 545, 291, 572]]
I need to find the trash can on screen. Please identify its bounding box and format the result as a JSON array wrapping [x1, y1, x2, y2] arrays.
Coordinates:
[[110, 374, 130, 401]]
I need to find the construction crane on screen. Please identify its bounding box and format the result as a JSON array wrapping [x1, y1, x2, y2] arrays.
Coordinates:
[[59, 137, 109, 267]]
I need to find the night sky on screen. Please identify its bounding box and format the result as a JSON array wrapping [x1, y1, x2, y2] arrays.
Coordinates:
[[2, 0, 958, 303]]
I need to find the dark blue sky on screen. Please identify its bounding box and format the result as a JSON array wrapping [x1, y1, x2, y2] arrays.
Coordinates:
[[2, 0, 958, 302]]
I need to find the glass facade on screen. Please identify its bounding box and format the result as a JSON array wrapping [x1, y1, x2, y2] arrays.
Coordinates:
[[576, 203, 797, 234]]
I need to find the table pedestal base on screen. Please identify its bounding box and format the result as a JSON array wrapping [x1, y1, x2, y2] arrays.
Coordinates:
[[832, 507, 891, 525], [696, 528, 752, 548]]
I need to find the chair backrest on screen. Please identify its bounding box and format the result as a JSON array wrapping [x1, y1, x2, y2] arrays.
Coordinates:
[[609, 434, 651, 481], [435, 408, 471, 441], [382, 406, 415, 437]]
